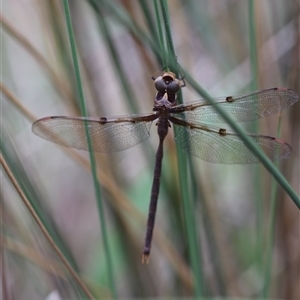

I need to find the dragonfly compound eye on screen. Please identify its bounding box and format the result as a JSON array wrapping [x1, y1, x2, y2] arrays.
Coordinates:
[[155, 77, 167, 92], [166, 80, 181, 94]]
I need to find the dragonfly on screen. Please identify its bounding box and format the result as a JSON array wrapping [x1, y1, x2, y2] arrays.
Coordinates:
[[32, 71, 298, 263]]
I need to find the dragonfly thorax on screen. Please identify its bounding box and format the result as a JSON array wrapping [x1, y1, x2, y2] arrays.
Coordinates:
[[154, 91, 177, 108], [156, 116, 170, 139]]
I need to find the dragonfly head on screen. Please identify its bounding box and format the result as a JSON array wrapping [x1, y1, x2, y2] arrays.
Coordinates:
[[154, 72, 182, 94], [154, 72, 182, 107]]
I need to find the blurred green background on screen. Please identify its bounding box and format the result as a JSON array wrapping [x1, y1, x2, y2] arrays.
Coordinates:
[[1, 0, 299, 299]]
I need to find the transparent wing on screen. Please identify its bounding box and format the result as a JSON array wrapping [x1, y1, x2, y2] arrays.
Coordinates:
[[32, 114, 157, 152], [173, 122, 292, 164], [171, 87, 298, 123]]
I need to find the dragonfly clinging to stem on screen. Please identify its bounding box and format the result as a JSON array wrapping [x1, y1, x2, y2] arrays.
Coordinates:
[[32, 71, 298, 263]]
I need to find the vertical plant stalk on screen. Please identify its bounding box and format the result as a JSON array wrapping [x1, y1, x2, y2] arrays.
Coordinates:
[[62, 1, 116, 298], [0, 154, 95, 300], [154, 0, 167, 69], [261, 114, 283, 298], [91, 3, 138, 113], [248, 0, 259, 88], [158, 0, 204, 296], [248, 0, 264, 286]]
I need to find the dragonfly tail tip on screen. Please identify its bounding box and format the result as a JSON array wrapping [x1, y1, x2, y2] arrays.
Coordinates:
[[141, 253, 150, 264]]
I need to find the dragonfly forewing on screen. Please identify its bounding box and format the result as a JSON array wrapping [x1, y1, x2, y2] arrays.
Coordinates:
[[172, 121, 292, 164], [32, 114, 157, 152], [171, 87, 298, 124]]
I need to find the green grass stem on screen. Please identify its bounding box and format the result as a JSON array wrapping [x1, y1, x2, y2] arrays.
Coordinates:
[[158, 1, 204, 296], [248, 0, 264, 286], [62, 1, 116, 298]]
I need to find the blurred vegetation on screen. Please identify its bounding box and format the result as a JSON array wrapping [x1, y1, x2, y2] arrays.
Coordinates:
[[1, 0, 299, 299]]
